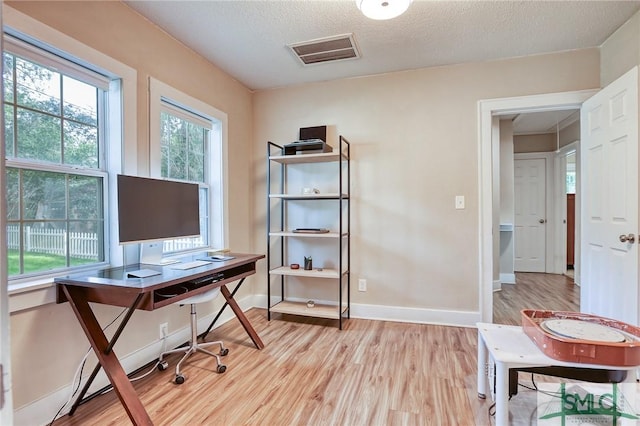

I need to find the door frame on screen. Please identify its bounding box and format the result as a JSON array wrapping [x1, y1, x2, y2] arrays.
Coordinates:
[[554, 141, 579, 281], [478, 89, 597, 322], [0, 3, 13, 420]]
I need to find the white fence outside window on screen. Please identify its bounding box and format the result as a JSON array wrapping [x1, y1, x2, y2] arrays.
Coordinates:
[[7, 225, 204, 259], [7, 225, 99, 259]]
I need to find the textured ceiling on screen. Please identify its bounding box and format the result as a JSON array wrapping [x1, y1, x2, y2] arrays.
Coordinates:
[[125, 0, 640, 91]]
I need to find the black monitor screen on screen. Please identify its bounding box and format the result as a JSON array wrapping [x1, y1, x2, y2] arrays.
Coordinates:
[[117, 175, 200, 244]]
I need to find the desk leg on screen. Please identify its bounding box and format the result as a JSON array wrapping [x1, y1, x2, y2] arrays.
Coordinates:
[[69, 292, 143, 415], [220, 284, 264, 349], [61, 285, 153, 426], [477, 331, 487, 399], [495, 361, 509, 426], [202, 278, 245, 338]]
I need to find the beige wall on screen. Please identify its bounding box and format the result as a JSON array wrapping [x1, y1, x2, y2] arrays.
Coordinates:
[[601, 10, 640, 87], [499, 120, 515, 225], [513, 119, 580, 154], [252, 49, 600, 314], [5, 1, 255, 413], [560, 120, 580, 146], [514, 133, 557, 153], [499, 121, 515, 281]]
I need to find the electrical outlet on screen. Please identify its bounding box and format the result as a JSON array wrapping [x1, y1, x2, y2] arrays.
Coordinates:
[[358, 278, 367, 292], [159, 322, 168, 339]]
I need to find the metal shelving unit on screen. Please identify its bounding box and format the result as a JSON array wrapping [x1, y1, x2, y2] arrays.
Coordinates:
[[266, 136, 350, 329]]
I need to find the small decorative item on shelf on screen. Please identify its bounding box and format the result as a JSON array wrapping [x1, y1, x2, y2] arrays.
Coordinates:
[[304, 256, 312, 270], [302, 187, 320, 195], [307, 300, 315, 308], [290, 263, 300, 269]]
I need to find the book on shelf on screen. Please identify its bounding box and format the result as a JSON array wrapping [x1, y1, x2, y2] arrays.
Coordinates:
[[292, 228, 330, 234]]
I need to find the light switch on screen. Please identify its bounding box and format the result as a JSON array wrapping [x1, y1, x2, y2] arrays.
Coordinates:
[[455, 195, 465, 209]]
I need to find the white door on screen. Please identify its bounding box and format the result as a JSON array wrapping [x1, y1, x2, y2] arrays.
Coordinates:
[[581, 66, 638, 325], [514, 158, 547, 272]]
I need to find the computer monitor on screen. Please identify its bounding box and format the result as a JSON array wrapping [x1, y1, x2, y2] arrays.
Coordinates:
[[117, 174, 200, 264]]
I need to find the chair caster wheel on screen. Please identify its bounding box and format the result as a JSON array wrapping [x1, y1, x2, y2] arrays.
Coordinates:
[[158, 360, 169, 371], [220, 348, 229, 356], [175, 374, 185, 384], [217, 364, 226, 374]]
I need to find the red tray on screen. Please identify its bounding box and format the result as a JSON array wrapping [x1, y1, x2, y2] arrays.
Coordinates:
[[521, 309, 640, 366]]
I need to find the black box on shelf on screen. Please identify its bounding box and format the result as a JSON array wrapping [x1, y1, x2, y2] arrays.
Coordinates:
[[283, 139, 332, 155], [299, 125, 327, 142]]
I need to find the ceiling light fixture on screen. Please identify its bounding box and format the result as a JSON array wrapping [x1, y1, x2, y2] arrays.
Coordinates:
[[356, 0, 413, 20]]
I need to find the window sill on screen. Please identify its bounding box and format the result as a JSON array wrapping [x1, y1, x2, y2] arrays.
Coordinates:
[[9, 278, 57, 313]]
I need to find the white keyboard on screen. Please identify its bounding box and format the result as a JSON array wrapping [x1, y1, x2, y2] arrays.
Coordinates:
[[170, 260, 210, 270]]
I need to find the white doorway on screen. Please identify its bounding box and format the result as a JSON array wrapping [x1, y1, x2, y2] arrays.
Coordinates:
[[479, 89, 597, 321]]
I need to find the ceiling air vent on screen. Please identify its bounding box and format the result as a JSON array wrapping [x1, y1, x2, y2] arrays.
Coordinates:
[[288, 34, 360, 66]]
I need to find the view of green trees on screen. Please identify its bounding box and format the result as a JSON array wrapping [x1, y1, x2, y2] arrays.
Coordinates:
[[5, 48, 212, 277], [160, 111, 207, 183], [4, 51, 105, 277]]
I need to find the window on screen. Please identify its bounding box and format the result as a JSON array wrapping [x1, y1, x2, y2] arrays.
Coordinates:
[[159, 103, 210, 252], [566, 152, 576, 194], [4, 35, 112, 280], [149, 78, 227, 255]]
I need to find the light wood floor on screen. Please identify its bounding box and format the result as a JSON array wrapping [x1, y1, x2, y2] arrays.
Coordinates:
[[52, 310, 492, 426], [493, 272, 579, 325], [50, 273, 577, 426]]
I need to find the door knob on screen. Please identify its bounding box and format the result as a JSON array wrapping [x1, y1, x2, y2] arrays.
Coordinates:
[[619, 233, 636, 243], [539, 219, 546, 224]]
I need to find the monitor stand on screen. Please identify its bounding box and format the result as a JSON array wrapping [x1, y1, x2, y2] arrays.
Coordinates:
[[139, 242, 180, 265]]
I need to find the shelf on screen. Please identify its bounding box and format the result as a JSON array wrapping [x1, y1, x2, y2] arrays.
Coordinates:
[[269, 266, 343, 279], [269, 152, 348, 164], [266, 136, 351, 329], [270, 300, 348, 320], [269, 231, 347, 238], [269, 193, 349, 200]]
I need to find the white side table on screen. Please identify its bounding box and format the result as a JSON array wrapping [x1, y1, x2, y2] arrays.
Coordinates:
[[476, 322, 637, 426]]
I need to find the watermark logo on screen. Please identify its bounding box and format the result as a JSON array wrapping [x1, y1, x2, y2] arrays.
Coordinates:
[[537, 382, 639, 425]]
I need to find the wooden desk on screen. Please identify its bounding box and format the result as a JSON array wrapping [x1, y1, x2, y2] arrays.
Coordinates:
[[56, 253, 265, 426]]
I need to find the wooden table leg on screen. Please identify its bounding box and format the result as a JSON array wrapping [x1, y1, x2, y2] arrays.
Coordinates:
[[69, 293, 143, 416], [62, 285, 153, 426], [220, 284, 264, 349], [202, 278, 245, 338]]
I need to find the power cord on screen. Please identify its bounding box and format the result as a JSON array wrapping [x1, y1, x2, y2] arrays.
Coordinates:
[[48, 306, 161, 425], [518, 373, 564, 398], [97, 326, 169, 396]]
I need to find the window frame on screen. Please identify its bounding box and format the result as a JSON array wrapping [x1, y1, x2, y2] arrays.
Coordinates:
[[4, 36, 111, 280], [4, 6, 137, 312], [149, 77, 229, 255]]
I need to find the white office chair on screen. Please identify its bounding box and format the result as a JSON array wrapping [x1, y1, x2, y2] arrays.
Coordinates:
[[157, 287, 229, 384]]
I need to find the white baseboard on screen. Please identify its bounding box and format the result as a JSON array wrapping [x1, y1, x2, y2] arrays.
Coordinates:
[[493, 279, 501, 292], [500, 273, 516, 284], [350, 303, 480, 327], [260, 294, 480, 328], [16, 294, 481, 424]]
